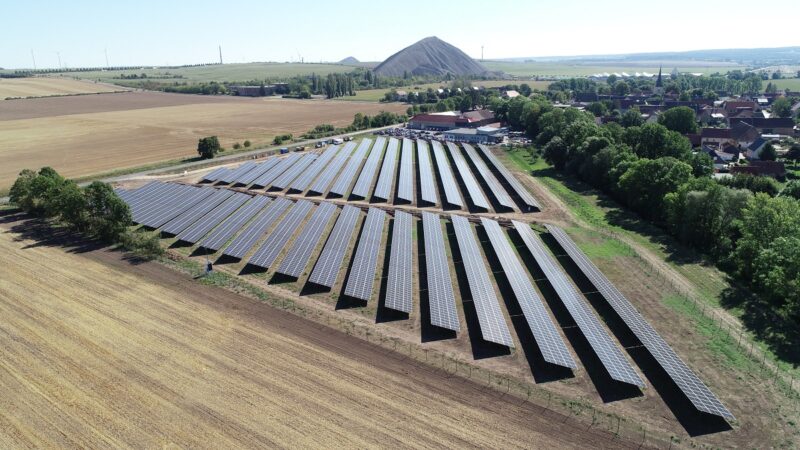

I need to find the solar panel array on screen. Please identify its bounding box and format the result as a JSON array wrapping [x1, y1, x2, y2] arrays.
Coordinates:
[[396, 138, 414, 202], [276, 202, 337, 278], [308, 205, 360, 288], [248, 200, 313, 269], [202, 167, 229, 183], [463, 143, 516, 210], [421, 212, 460, 331], [373, 138, 399, 201], [223, 197, 292, 259], [450, 215, 514, 347], [446, 142, 490, 210], [177, 192, 251, 244], [139, 185, 215, 229], [513, 221, 643, 387], [270, 153, 318, 190], [416, 140, 438, 205], [431, 140, 463, 207], [477, 144, 540, 211], [230, 158, 278, 186], [290, 146, 340, 192], [351, 137, 386, 199], [344, 208, 387, 300], [330, 139, 372, 196], [546, 225, 734, 419], [161, 189, 234, 235], [200, 196, 272, 251], [253, 153, 302, 188], [385, 210, 413, 313], [220, 162, 257, 185], [480, 218, 575, 368], [308, 141, 356, 195]]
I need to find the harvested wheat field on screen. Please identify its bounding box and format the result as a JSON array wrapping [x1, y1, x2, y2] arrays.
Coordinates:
[[0, 215, 635, 449], [0, 92, 406, 190], [0, 77, 125, 99]]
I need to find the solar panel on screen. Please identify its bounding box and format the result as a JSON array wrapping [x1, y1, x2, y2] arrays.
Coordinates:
[[123, 181, 164, 214], [276, 202, 337, 278], [308, 142, 356, 195], [248, 200, 314, 269], [476, 144, 541, 211], [202, 167, 229, 182], [416, 140, 438, 205], [270, 153, 318, 191], [252, 153, 302, 188], [450, 215, 514, 347], [421, 212, 459, 331], [463, 143, 516, 210], [431, 140, 463, 207], [351, 137, 386, 199], [131, 183, 188, 223], [480, 218, 576, 368], [234, 158, 280, 186], [344, 208, 387, 301], [373, 138, 399, 201], [222, 197, 293, 259], [396, 138, 414, 202], [513, 221, 643, 387], [446, 142, 490, 210], [200, 196, 272, 252], [139, 185, 214, 228], [289, 145, 341, 193], [161, 189, 235, 235], [219, 161, 257, 185], [329, 139, 372, 196], [385, 210, 413, 313], [308, 205, 360, 288], [546, 224, 733, 419], [176, 192, 251, 244]]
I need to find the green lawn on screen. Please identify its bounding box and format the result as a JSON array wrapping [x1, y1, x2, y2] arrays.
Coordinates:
[[768, 78, 800, 91]]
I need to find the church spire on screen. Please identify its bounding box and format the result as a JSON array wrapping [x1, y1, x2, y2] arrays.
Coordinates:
[[656, 65, 663, 88]]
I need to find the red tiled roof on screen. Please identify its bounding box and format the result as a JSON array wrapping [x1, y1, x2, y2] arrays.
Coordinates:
[[409, 114, 457, 124], [701, 128, 732, 139]]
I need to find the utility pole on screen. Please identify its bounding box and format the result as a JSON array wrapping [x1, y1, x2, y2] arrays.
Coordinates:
[[104, 48, 109, 68], [30, 49, 36, 70], [218, 45, 223, 64]]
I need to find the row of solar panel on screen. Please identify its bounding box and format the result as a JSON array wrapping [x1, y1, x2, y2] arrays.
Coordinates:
[[201, 139, 539, 212], [121, 183, 601, 366], [118, 182, 728, 420]]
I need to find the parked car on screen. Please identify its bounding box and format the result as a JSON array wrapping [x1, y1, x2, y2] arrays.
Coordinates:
[[343, 136, 352, 141], [332, 138, 343, 145], [295, 146, 306, 152], [279, 147, 289, 154]]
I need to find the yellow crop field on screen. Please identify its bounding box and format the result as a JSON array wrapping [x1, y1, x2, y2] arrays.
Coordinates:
[[0, 77, 126, 99]]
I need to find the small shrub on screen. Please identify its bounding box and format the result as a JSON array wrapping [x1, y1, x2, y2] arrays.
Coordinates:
[[233, 142, 241, 150], [120, 229, 164, 260], [243, 140, 251, 148]]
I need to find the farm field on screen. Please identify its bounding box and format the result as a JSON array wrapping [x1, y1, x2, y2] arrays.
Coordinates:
[[0, 77, 127, 99], [768, 77, 800, 91], [0, 92, 406, 191], [482, 61, 746, 77], [30, 62, 357, 84], [0, 215, 636, 449]]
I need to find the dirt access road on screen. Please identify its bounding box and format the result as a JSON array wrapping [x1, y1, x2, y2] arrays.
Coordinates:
[[0, 214, 640, 449]]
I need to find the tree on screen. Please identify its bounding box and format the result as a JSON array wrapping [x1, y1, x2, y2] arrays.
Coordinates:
[[232, 142, 241, 150], [786, 143, 800, 163], [760, 142, 777, 161], [613, 80, 630, 96], [54, 180, 88, 230], [458, 95, 472, 113], [606, 74, 618, 85], [519, 83, 532, 97], [689, 151, 714, 177], [622, 123, 692, 160], [243, 140, 251, 148], [620, 108, 644, 127], [658, 106, 698, 134], [542, 137, 568, 170], [197, 136, 220, 159], [8, 169, 37, 212], [771, 96, 792, 118], [84, 181, 131, 240], [735, 194, 800, 279], [587, 102, 608, 117], [753, 236, 800, 321], [617, 157, 693, 221]]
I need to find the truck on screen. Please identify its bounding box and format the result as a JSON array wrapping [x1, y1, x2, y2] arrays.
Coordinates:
[[279, 147, 289, 154]]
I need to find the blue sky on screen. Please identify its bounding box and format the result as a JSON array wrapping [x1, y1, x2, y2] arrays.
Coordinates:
[[2, 0, 798, 69]]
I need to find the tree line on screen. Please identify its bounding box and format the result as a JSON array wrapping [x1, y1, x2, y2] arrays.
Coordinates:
[[8, 168, 162, 258], [490, 94, 799, 346]]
